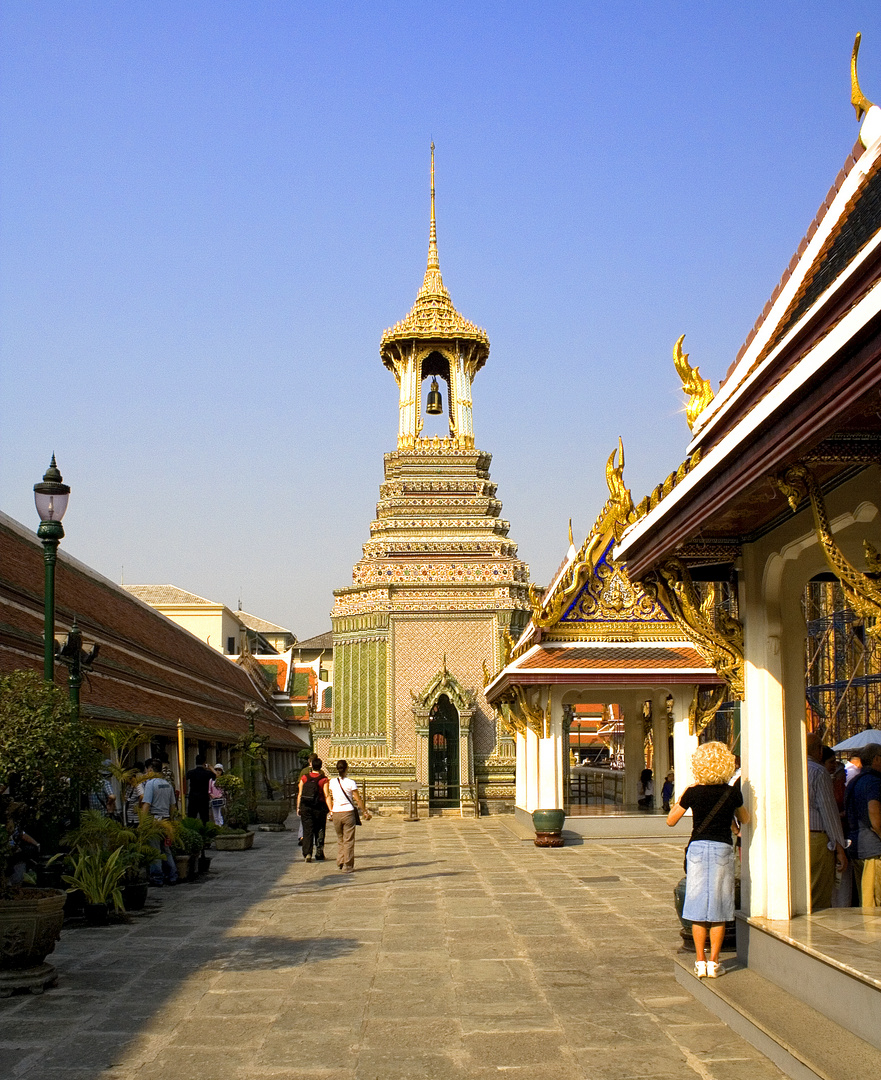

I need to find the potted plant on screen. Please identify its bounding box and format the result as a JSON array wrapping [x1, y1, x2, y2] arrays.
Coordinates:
[[59, 810, 155, 912], [61, 848, 126, 925], [256, 780, 290, 828], [170, 823, 203, 881], [0, 671, 102, 993], [179, 817, 218, 874]]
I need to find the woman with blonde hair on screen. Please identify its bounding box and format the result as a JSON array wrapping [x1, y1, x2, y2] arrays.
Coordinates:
[[667, 741, 749, 978]]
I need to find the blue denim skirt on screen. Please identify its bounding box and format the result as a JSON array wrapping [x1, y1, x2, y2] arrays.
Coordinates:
[[682, 840, 735, 923]]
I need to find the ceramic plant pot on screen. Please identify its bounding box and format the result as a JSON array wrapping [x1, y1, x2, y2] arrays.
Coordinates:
[[255, 800, 290, 827], [173, 855, 192, 881], [196, 855, 212, 875], [532, 808, 566, 847], [213, 831, 254, 851]]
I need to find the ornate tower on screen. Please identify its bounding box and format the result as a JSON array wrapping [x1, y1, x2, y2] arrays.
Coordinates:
[[326, 148, 530, 815]]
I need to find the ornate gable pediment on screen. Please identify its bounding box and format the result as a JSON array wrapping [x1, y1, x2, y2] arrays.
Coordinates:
[[559, 541, 672, 630], [410, 661, 476, 713]]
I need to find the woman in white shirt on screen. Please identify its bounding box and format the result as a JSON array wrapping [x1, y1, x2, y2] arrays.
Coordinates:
[[324, 759, 371, 873]]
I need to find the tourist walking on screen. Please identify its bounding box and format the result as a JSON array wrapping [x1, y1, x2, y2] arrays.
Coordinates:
[[325, 759, 371, 873], [185, 755, 215, 824], [667, 741, 749, 978], [297, 756, 329, 862]]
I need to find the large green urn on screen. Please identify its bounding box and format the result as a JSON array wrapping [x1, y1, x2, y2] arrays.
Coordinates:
[[532, 808, 565, 847]]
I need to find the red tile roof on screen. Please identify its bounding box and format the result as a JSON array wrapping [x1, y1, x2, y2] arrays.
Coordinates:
[[0, 513, 305, 749], [519, 645, 714, 671]]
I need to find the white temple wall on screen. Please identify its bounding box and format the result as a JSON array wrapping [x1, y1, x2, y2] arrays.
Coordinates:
[[739, 468, 881, 920]]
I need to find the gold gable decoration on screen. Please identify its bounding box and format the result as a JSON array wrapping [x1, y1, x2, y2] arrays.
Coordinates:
[[563, 559, 668, 626], [528, 439, 634, 631]]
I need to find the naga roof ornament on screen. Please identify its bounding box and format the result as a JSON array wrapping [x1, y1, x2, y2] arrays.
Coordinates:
[[672, 334, 714, 432], [380, 144, 490, 361], [853, 33, 881, 148]]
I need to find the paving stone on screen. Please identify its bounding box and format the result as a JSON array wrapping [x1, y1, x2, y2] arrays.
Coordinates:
[[0, 822, 785, 1080]]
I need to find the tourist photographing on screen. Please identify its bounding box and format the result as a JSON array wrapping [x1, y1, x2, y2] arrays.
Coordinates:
[[667, 742, 749, 978]]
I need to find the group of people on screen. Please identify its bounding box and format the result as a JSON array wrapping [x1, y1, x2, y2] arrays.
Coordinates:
[[807, 733, 881, 910], [296, 756, 370, 873]]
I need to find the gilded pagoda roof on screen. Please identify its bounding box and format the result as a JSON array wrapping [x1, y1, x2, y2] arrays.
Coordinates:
[[380, 146, 489, 366]]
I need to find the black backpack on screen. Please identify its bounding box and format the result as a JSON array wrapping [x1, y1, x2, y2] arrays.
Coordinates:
[[300, 773, 323, 807]]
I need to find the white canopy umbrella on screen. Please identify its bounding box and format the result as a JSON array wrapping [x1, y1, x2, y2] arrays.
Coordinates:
[[831, 729, 881, 751]]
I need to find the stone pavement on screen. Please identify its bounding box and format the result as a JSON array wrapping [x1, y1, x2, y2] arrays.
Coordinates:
[[0, 819, 786, 1080]]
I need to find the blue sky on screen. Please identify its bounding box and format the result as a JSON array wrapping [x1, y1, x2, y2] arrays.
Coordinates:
[[2, 2, 879, 638]]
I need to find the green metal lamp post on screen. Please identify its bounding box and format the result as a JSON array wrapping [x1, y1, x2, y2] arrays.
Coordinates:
[[33, 456, 70, 683]]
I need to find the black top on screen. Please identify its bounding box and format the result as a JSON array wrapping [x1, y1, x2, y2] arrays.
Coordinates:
[[186, 766, 213, 798], [679, 784, 743, 846]]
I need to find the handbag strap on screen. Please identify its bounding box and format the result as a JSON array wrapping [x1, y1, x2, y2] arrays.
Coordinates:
[[336, 778, 354, 811], [691, 788, 733, 840]]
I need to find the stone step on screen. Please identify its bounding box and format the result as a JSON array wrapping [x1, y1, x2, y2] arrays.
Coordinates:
[[674, 956, 881, 1080]]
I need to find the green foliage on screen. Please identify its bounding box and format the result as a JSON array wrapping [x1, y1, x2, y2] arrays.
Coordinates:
[[171, 825, 203, 856], [60, 809, 156, 881], [62, 847, 126, 910], [180, 817, 218, 847], [0, 670, 102, 891], [214, 773, 244, 795], [224, 797, 251, 830]]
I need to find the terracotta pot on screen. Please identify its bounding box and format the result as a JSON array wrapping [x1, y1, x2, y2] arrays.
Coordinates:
[[0, 889, 66, 970], [213, 831, 254, 851], [532, 808, 566, 847], [255, 800, 290, 826]]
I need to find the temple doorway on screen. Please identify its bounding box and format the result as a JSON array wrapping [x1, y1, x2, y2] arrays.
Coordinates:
[[429, 694, 460, 808]]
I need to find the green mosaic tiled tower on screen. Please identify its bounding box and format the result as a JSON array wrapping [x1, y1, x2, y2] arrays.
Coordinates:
[[325, 149, 530, 814]]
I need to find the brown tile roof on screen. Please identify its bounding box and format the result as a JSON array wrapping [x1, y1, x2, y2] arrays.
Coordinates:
[[236, 610, 292, 635], [295, 631, 333, 650], [124, 584, 220, 607], [0, 515, 305, 749], [519, 645, 713, 671]]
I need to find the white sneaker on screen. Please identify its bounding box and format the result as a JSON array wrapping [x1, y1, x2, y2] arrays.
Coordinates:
[[706, 961, 722, 978], [694, 961, 707, 978]]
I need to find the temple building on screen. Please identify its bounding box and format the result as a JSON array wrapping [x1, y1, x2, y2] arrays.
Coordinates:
[[323, 148, 531, 814]]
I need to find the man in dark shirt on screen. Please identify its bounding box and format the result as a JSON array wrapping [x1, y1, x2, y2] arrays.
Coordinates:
[[186, 756, 215, 823], [845, 742, 881, 907]]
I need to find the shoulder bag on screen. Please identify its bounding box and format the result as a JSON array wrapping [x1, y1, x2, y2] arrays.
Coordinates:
[[336, 778, 361, 826]]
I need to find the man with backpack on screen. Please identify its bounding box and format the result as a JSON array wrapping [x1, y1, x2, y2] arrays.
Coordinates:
[[297, 756, 329, 862]]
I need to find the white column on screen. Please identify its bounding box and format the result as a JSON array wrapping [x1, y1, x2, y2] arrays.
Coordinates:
[[515, 729, 528, 811], [623, 694, 644, 807], [523, 725, 540, 813], [670, 687, 697, 802], [652, 692, 671, 808]]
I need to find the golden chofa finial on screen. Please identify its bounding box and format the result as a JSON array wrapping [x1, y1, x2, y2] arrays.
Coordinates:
[[673, 334, 714, 432], [852, 33, 874, 121], [568, 518, 574, 547]]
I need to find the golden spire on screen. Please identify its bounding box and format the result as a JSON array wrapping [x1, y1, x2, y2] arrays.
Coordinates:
[[428, 142, 439, 272], [380, 145, 490, 362]]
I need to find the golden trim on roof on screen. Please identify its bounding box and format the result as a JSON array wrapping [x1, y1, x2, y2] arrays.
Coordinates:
[[852, 33, 874, 122], [673, 334, 714, 432]]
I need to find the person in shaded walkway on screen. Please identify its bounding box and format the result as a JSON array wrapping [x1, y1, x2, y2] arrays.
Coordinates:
[[325, 759, 371, 874], [297, 756, 329, 862]]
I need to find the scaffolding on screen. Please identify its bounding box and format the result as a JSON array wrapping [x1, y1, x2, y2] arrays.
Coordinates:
[[803, 578, 881, 744]]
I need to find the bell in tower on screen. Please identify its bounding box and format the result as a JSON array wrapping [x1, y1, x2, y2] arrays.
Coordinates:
[[426, 377, 443, 415]]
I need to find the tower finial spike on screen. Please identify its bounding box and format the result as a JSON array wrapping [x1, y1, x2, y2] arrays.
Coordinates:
[[427, 142, 439, 272]]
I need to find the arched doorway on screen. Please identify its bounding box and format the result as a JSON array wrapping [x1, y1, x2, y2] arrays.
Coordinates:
[[429, 694, 460, 808]]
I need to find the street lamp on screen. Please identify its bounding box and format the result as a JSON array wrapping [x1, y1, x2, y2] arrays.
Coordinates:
[[33, 456, 70, 682]]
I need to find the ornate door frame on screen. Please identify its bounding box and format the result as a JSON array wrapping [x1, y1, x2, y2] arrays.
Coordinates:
[[411, 663, 477, 817]]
